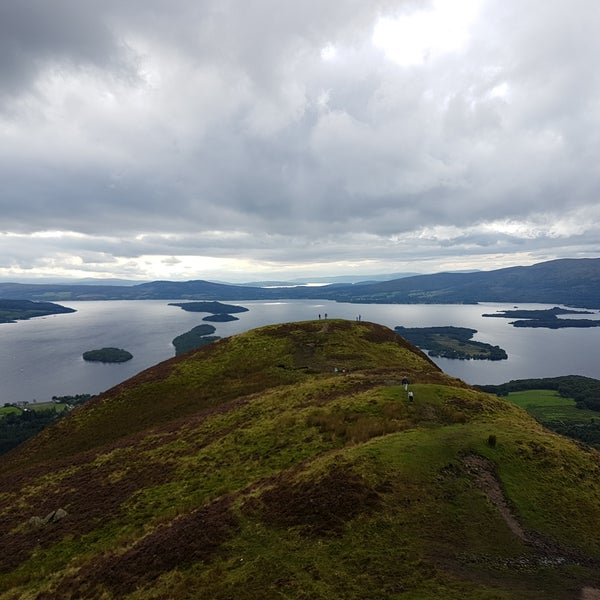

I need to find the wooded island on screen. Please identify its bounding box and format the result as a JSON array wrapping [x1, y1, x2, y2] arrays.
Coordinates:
[[395, 325, 508, 360], [82, 348, 133, 363]]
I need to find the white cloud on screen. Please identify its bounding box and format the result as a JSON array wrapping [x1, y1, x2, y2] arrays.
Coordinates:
[[373, 0, 482, 66]]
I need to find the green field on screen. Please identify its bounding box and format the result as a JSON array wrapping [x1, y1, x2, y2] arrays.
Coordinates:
[[1, 402, 69, 415], [506, 389, 600, 449], [507, 389, 598, 423], [0, 402, 71, 456]]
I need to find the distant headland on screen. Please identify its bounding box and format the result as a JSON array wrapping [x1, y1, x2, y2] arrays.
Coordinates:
[[0, 299, 75, 323], [482, 306, 600, 328]]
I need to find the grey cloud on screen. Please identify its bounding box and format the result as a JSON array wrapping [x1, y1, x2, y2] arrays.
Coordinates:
[[0, 0, 135, 104], [0, 0, 599, 280]]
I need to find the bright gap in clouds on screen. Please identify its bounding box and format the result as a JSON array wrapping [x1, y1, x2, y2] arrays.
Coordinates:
[[372, 0, 482, 66], [320, 44, 337, 61]]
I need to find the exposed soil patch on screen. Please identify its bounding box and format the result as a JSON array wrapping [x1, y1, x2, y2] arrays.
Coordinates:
[[463, 454, 526, 542], [251, 463, 381, 535], [463, 454, 600, 570]]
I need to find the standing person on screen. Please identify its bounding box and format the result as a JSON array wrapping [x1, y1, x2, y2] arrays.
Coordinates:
[[402, 377, 409, 391], [408, 390, 414, 402]]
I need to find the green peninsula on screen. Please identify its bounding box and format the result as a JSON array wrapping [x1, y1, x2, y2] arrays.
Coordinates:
[[0, 299, 75, 323], [482, 306, 600, 328], [83, 348, 133, 363], [172, 325, 221, 355], [395, 325, 508, 360]]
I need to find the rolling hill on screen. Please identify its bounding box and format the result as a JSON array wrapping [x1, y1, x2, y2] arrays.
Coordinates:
[[0, 258, 599, 307], [323, 258, 600, 307], [1, 320, 600, 599]]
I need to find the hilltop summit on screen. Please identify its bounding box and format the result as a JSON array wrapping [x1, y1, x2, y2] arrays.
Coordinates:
[[1, 320, 600, 599]]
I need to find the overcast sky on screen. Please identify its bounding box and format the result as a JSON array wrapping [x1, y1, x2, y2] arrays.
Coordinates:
[[1, 0, 598, 282]]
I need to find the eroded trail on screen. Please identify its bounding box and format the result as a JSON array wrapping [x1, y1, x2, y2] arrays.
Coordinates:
[[462, 454, 600, 599]]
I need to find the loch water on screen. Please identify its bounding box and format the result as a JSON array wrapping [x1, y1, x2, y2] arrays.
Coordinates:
[[0, 299, 598, 405]]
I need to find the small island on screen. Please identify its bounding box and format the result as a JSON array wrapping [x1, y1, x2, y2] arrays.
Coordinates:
[[0, 299, 76, 323], [169, 301, 248, 315], [202, 313, 239, 322], [482, 306, 600, 328], [172, 325, 221, 355], [395, 326, 508, 360], [82, 348, 133, 363]]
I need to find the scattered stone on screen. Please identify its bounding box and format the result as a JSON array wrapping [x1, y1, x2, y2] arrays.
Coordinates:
[[29, 508, 68, 528]]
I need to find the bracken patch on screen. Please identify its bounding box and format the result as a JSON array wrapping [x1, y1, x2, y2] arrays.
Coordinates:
[[253, 463, 382, 536], [0, 458, 175, 573], [43, 495, 238, 598]]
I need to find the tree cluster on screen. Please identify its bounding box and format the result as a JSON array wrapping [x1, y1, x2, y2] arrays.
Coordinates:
[[83, 348, 133, 363], [0, 408, 60, 455], [477, 375, 600, 411]]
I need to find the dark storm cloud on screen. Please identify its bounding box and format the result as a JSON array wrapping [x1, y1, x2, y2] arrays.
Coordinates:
[[0, 0, 135, 102]]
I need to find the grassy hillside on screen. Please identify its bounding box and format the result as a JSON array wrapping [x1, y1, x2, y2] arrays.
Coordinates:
[[1, 320, 600, 599]]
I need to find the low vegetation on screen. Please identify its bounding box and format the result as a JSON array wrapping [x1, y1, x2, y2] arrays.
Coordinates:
[[1, 321, 599, 599]]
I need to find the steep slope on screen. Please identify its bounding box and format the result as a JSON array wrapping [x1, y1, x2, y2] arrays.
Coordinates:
[[1, 320, 600, 599]]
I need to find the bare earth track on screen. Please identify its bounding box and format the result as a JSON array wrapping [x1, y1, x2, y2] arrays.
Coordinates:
[[463, 454, 600, 599]]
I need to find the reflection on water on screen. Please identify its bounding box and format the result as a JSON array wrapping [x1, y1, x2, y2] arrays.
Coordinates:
[[0, 299, 598, 404]]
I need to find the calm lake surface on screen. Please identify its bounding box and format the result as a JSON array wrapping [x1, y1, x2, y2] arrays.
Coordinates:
[[1, 299, 599, 405]]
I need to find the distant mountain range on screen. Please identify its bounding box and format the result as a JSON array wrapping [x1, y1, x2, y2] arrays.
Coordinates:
[[0, 258, 598, 307], [244, 272, 424, 286]]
